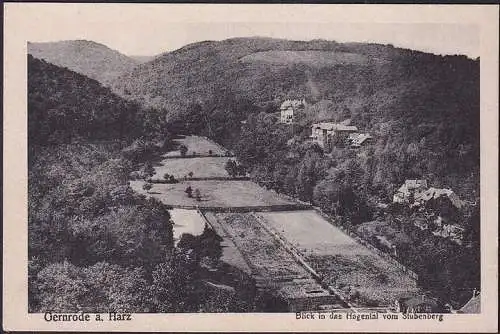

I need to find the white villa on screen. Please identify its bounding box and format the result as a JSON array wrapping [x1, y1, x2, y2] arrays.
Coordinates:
[[393, 179, 428, 204], [414, 187, 465, 209], [280, 99, 305, 124]]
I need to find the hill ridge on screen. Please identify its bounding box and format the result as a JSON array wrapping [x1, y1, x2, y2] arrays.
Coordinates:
[[28, 40, 139, 85]]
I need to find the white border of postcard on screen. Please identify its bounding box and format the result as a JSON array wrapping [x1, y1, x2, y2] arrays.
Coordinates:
[[3, 3, 498, 332]]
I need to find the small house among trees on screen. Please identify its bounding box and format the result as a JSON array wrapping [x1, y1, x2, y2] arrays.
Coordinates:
[[310, 122, 358, 148], [280, 99, 305, 124], [393, 180, 428, 204]]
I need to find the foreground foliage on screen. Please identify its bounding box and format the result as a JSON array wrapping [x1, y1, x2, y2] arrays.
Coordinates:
[[28, 56, 251, 312]]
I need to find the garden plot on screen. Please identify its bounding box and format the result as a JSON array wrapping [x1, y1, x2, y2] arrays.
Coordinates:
[[259, 210, 419, 306], [203, 211, 253, 275], [163, 135, 227, 157], [213, 213, 310, 280], [130, 180, 297, 208], [152, 157, 231, 180]]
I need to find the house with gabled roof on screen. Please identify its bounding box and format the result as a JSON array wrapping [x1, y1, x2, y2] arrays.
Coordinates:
[[348, 133, 373, 148], [310, 122, 358, 148], [393, 180, 428, 204]]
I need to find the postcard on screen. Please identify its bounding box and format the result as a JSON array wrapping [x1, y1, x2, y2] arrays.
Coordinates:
[[3, 3, 498, 332]]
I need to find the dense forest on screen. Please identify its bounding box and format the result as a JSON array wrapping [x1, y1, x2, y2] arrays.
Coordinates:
[[28, 55, 253, 312]]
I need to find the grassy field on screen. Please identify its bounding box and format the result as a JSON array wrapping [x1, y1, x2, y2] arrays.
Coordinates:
[[259, 210, 419, 306], [240, 51, 370, 67], [130, 180, 297, 208], [169, 209, 207, 245], [152, 157, 231, 180], [163, 135, 227, 157]]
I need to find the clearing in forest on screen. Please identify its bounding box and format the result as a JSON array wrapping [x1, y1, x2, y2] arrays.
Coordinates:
[[129, 180, 299, 208], [239, 51, 372, 67], [169, 209, 207, 245], [152, 157, 232, 180], [163, 135, 227, 157]]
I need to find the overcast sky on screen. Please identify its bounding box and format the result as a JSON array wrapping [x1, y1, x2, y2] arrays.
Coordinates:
[[13, 4, 480, 58]]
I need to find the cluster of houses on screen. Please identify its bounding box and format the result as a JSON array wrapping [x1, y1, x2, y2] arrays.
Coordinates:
[[278, 99, 372, 149], [393, 180, 465, 209], [392, 179, 466, 244], [394, 288, 480, 314]]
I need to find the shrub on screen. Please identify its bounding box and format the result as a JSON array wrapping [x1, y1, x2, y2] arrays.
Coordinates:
[[179, 145, 188, 157]]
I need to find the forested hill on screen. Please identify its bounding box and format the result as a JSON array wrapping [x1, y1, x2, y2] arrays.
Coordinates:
[[112, 37, 479, 201], [111, 37, 478, 119], [28, 40, 139, 85], [28, 55, 159, 148]]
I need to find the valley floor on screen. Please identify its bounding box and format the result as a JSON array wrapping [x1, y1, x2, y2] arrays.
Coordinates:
[[132, 135, 420, 311]]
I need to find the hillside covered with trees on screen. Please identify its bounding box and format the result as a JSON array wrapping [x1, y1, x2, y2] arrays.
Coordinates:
[[118, 37, 479, 202], [28, 55, 253, 313]]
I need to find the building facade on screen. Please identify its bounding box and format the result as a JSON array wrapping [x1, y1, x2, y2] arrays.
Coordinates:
[[393, 179, 428, 204], [280, 99, 305, 124], [310, 122, 358, 148]]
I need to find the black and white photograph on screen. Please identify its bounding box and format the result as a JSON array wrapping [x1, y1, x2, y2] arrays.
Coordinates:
[[3, 3, 498, 332]]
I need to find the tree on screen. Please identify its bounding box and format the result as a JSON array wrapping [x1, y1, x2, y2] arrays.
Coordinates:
[[34, 261, 151, 313], [179, 144, 188, 157], [185, 186, 193, 198], [188, 171, 194, 178], [143, 183, 153, 193], [35, 261, 91, 312], [142, 161, 155, 179], [225, 159, 238, 178], [163, 173, 170, 180], [236, 164, 246, 177]]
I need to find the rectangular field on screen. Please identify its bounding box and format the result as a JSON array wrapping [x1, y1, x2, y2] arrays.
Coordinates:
[[259, 210, 419, 306], [152, 157, 231, 180], [164, 135, 227, 157], [211, 213, 310, 280], [130, 180, 297, 208]]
